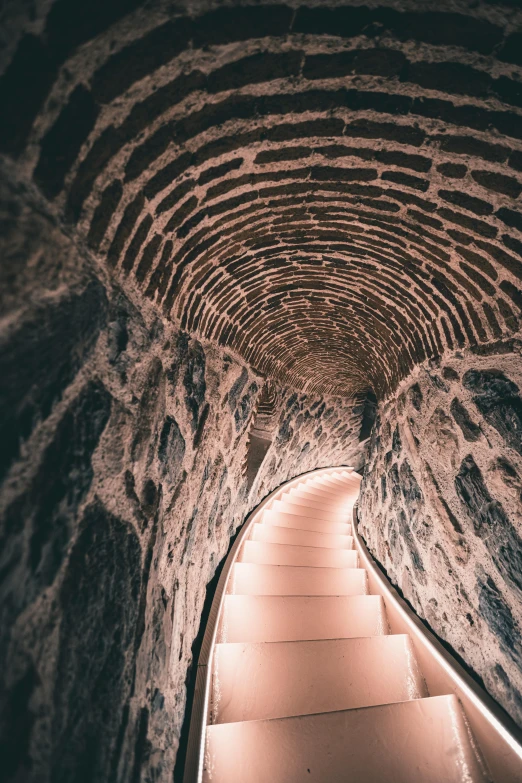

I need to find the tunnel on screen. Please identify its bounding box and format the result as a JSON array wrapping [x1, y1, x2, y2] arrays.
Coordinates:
[[1, 0, 522, 780]]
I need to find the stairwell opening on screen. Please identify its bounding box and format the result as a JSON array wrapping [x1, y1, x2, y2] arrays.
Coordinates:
[[243, 381, 278, 492], [358, 389, 378, 443]]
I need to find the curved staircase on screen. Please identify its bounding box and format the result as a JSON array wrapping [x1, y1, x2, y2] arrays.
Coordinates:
[[184, 467, 522, 783]]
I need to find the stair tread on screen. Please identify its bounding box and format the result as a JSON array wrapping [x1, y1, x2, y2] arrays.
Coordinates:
[[229, 562, 368, 595], [219, 594, 388, 643], [289, 494, 351, 507], [271, 499, 348, 522], [283, 491, 351, 512], [204, 695, 490, 783], [212, 635, 428, 723], [297, 488, 350, 500], [262, 509, 351, 535], [309, 480, 357, 495], [250, 522, 353, 549], [239, 540, 358, 568]]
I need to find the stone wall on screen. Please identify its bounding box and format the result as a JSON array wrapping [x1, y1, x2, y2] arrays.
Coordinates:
[[3, 0, 522, 775], [359, 345, 522, 728], [0, 162, 364, 783], [254, 388, 364, 495]]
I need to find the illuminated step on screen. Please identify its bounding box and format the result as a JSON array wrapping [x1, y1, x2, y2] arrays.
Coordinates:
[[250, 522, 353, 549], [289, 487, 352, 504], [311, 476, 357, 492], [239, 541, 357, 568], [204, 696, 490, 783], [301, 481, 351, 498], [229, 563, 368, 596], [212, 635, 427, 724], [300, 483, 350, 497], [271, 499, 347, 522], [219, 594, 388, 643], [282, 490, 351, 512], [262, 508, 351, 535], [315, 471, 357, 485]]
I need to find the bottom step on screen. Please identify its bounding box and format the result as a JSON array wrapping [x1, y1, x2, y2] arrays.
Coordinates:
[[204, 695, 490, 783]]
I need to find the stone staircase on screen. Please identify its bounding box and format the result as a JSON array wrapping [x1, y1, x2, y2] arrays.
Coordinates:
[[202, 469, 492, 782]]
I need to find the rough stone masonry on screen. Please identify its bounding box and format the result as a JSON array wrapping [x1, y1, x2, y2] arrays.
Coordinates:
[[0, 161, 363, 781], [359, 347, 522, 727], [1, 0, 522, 781]]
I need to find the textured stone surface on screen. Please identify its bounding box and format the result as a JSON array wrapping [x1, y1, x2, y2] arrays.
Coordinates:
[[359, 347, 522, 728], [0, 162, 364, 783], [2, 0, 522, 777], [51, 500, 142, 783], [463, 369, 522, 455], [0, 0, 522, 396]]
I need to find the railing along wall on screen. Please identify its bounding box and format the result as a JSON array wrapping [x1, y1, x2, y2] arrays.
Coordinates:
[[352, 504, 522, 783]]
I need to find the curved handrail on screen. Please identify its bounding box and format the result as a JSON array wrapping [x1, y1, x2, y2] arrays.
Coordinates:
[[182, 465, 355, 783], [352, 505, 522, 783]]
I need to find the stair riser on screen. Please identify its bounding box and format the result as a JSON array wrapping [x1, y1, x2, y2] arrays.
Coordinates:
[[251, 523, 353, 550], [212, 635, 428, 724], [219, 595, 389, 643], [204, 696, 490, 783], [303, 481, 352, 497], [271, 500, 348, 522], [283, 491, 352, 512], [229, 563, 368, 596], [240, 541, 358, 568], [289, 492, 352, 507], [262, 509, 351, 535]]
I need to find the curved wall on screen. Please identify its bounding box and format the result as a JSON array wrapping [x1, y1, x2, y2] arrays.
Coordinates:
[[1, 0, 522, 780], [359, 349, 522, 728], [0, 163, 363, 782], [1, 0, 522, 397]]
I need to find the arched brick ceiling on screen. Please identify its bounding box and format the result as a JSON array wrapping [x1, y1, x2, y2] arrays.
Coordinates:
[[2, 0, 522, 397]]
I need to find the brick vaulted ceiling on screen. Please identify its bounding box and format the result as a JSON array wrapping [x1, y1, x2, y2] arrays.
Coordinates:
[[2, 0, 522, 397]]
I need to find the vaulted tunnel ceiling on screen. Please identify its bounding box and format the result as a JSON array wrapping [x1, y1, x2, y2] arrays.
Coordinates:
[[3, 0, 522, 397]]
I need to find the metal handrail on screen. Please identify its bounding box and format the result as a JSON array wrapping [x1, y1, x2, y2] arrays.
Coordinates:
[[352, 505, 522, 783]]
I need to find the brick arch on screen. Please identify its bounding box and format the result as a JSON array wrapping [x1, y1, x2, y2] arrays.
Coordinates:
[[2, 0, 522, 395]]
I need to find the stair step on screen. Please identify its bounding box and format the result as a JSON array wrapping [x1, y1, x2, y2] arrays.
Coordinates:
[[307, 474, 345, 486], [327, 471, 355, 482], [262, 509, 351, 535], [239, 541, 358, 568], [302, 489, 353, 504], [229, 563, 367, 595], [305, 477, 349, 492], [307, 482, 351, 497], [289, 487, 351, 504], [219, 594, 389, 643], [250, 522, 353, 550], [313, 474, 355, 489], [271, 499, 347, 522], [332, 472, 356, 484], [282, 491, 350, 512], [212, 635, 427, 724], [308, 473, 351, 484], [204, 695, 490, 783]]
